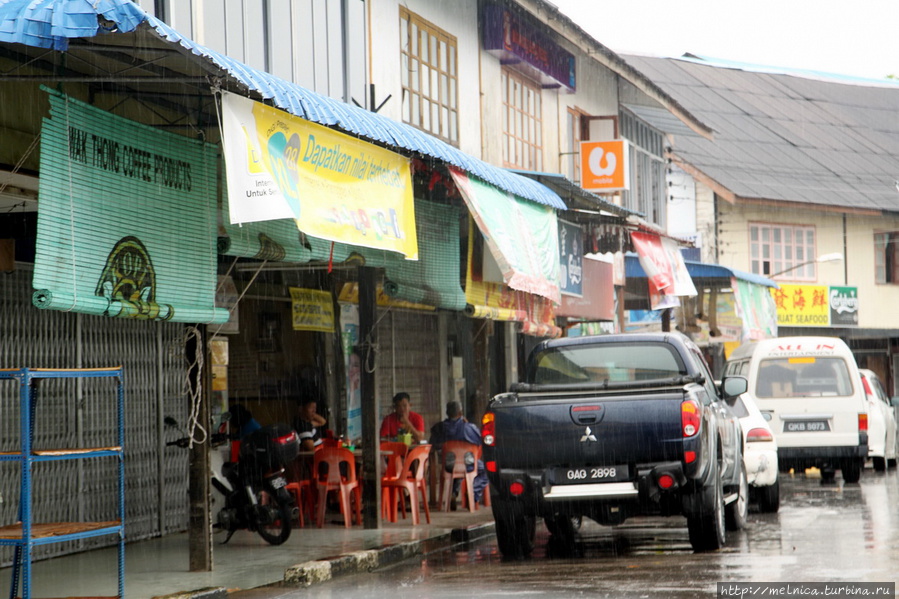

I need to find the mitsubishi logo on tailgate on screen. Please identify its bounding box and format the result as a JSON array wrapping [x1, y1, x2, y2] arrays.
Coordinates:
[[580, 426, 597, 442]]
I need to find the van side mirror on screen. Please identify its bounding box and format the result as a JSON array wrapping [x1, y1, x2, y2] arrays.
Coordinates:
[[891, 397, 899, 408], [721, 376, 748, 400]]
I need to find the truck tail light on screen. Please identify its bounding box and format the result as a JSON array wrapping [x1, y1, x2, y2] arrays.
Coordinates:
[[746, 427, 774, 443], [858, 413, 868, 432], [482, 412, 496, 446], [658, 474, 675, 489], [681, 399, 701, 438], [509, 481, 525, 496]]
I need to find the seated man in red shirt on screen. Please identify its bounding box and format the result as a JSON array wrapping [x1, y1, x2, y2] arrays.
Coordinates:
[[379, 391, 425, 443]]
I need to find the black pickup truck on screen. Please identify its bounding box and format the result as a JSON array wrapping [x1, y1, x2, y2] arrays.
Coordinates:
[[482, 332, 748, 556]]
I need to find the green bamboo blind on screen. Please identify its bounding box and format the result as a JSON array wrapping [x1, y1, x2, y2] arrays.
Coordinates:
[[220, 198, 466, 311], [33, 88, 228, 323]]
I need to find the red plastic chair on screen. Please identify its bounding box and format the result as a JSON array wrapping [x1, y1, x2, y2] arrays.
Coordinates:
[[284, 479, 314, 527], [379, 441, 409, 519], [380, 441, 408, 477], [283, 456, 315, 527], [381, 444, 431, 525], [439, 441, 480, 512], [312, 447, 361, 528]]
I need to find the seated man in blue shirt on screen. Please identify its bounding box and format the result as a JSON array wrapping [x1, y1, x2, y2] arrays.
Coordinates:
[[228, 403, 261, 440], [429, 400, 488, 507]]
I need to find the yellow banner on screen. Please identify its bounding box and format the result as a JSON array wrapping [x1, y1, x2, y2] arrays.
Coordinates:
[[289, 288, 336, 332], [221, 92, 418, 259], [771, 284, 830, 326]]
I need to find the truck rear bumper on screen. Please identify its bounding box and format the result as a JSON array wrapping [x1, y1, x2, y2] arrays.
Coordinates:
[[489, 461, 690, 515], [543, 481, 639, 500], [778, 444, 867, 460]]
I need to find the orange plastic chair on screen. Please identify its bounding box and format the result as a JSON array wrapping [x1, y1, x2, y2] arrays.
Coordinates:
[[439, 440, 480, 512], [379, 441, 409, 519], [380, 441, 408, 477], [284, 479, 314, 527], [283, 455, 316, 527], [381, 444, 431, 525], [312, 447, 361, 528]]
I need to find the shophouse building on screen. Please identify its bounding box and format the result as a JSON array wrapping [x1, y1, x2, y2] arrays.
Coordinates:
[[620, 54, 899, 389], [0, 0, 775, 581]]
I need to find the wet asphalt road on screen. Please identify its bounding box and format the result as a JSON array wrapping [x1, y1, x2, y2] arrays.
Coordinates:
[[264, 468, 899, 598]]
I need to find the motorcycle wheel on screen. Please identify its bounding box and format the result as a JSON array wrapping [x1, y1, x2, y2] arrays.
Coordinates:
[[255, 489, 292, 545]]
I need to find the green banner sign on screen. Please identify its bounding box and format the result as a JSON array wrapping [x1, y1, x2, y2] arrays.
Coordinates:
[[33, 88, 227, 323]]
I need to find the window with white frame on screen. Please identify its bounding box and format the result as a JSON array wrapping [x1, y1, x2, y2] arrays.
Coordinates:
[[620, 111, 666, 228], [874, 232, 899, 284], [750, 223, 817, 279], [400, 7, 458, 144], [501, 68, 542, 170]]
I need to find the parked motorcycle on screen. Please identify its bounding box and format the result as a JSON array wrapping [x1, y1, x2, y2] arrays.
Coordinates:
[[165, 413, 300, 545]]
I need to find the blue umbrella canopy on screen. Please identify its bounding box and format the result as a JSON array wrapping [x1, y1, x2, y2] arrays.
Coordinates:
[[0, 0, 146, 50]]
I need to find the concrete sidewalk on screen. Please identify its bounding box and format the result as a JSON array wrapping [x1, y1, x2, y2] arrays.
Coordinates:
[[0, 508, 495, 599]]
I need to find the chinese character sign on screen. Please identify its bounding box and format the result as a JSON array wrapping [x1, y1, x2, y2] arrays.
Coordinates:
[[771, 284, 858, 327]]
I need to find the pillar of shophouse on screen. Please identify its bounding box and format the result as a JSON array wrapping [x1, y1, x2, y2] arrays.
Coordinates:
[[358, 265, 382, 528]]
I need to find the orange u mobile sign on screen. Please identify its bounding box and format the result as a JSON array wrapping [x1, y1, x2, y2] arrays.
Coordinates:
[[580, 140, 630, 192]]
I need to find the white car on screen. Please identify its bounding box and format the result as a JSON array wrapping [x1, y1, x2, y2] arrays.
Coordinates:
[[731, 392, 779, 512], [858, 369, 898, 471]]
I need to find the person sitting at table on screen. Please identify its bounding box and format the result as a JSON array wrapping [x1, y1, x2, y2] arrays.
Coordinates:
[[429, 400, 488, 507], [293, 396, 328, 452], [228, 403, 261, 440], [379, 391, 425, 443]]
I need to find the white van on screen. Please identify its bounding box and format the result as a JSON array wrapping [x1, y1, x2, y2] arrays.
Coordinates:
[[724, 336, 868, 483]]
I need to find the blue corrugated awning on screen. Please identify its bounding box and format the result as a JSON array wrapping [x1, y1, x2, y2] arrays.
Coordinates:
[[625, 253, 779, 288], [0, 0, 145, 49], [0, 0, 566, 210]]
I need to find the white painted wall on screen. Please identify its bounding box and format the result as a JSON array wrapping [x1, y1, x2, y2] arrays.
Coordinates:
[[479, 1, 620, 172], [369, 0, 482, 156], [667, 165, 697, 240], [143, 0, 367, 104]]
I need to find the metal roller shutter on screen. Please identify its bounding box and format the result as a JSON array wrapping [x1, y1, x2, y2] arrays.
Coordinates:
[[375, 309, 442, 436], [0, 266, 188, 565]]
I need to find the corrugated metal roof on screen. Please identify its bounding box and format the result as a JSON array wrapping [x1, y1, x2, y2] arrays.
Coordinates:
[[0, 0, 565, 209], [0, 0, 145, 50], [622, 53, 899, 212]]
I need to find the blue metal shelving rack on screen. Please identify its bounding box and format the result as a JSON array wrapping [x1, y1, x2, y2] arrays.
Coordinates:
[[0, 367, 125, 599]]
